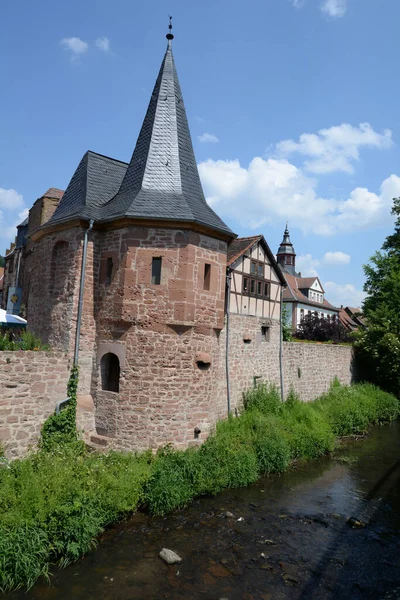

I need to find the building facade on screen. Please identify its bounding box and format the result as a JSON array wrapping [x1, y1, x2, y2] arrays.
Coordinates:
[[276, 226, 339, 329]]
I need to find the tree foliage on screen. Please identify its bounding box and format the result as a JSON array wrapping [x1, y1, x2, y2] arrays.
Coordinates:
[[295, 313, 350, 343], [0, 256, 4, 268], [353, 198, 400, 395]]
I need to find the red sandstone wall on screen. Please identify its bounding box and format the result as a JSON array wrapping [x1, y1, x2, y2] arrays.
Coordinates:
[[283, 342, 353, 400], [90, 226, 228, 450], [0, 351, 71, 458]]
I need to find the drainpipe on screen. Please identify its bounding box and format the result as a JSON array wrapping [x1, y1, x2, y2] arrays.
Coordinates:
[[225, 269, 232, 416], [73, 220, 94, 366], [56, 398, 70, 415], [279, 285, 285, 402]]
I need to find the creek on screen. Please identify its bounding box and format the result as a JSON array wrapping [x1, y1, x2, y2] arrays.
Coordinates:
[[6, 421, 400, 599]]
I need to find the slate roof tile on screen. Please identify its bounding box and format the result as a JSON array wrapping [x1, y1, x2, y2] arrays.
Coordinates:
[[48, 41, 234, 239]]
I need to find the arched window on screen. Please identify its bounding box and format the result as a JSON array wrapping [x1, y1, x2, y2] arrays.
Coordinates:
[[101, 353, 120, 393]]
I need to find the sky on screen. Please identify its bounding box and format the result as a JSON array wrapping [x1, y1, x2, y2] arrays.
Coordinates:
[[1, 0, 400, 308]]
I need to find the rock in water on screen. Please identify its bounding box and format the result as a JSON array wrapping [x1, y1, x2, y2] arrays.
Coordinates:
[[346, 517, 365, 528], [159, 548, 182, 565]]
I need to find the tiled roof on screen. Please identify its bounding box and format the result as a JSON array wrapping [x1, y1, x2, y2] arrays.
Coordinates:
[[17, 217, 29, 227], [49, 41, 234, 239], [49, 152, 128, 225], [283, 272, 338, 312], [297, 276, 318, 288], [227, 234, 286, 285], [0, 267, 4, 290], [339, 309, 358, 331], [227, 236, 261, 265], [44, 188, 64, 199]]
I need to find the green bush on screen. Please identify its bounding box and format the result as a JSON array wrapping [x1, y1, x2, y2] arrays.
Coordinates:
[[243, 382, 282, 415], [0, 445, 152, 592], [0, 330, 49, 351]]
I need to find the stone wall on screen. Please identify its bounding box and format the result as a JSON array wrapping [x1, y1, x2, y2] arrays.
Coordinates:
[[0, 351, 71, 458], [283, 342, 354, 400]]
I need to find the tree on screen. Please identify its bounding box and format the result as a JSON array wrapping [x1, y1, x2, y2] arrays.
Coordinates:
[[0, 256, 4, 268], [353, 198, 400, 394], [295, 313, 349, 343]]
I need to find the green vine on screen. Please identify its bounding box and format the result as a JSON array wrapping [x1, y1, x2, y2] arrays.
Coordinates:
[[40, 366, 79, 452]]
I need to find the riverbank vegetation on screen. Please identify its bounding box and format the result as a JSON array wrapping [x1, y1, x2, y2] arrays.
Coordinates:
[[353, 197, 400, 395], [0, 381, 398, 592]]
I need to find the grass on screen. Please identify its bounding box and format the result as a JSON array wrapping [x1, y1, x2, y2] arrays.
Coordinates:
[[0, 381, 398, 592], [0, 330, 49, 351]]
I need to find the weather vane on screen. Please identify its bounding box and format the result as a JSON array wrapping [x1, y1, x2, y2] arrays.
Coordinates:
[[166, 15, 174, 41]]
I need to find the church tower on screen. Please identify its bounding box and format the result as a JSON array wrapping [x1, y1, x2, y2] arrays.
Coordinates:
[[277, 224, 296, 275]]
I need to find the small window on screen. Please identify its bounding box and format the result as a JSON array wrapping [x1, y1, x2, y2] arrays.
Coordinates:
[[300, 309, 304, 321], [261, 326, 270, 342], [204, 263, 211, 291], [105, 257, 113, 286], [264, 282, 270, 298], [151, 257, 162, 285], [8, 259, 13, 274], [257, 263, 263, 277], [101, 353, 120, 393], [251, 261, 257, 275], [243, 277, 249, 293], [250, 279, 256, 295], [257, 281, 262, 296]]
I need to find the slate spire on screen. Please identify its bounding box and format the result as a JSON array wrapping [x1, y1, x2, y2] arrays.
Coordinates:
[[102, 28, 233, 237], [277, 223, 296, 275]]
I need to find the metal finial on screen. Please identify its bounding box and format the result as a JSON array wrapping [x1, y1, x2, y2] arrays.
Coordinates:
[[166, 15, 174, 41]]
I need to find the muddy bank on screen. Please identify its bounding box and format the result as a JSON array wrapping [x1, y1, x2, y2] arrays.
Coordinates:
[[5, 422, 400, 600]]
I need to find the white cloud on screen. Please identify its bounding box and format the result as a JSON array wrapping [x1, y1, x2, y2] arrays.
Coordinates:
[[320, 0, 347, 18], [60, 37, 88, 60], [323, 281, 366, 308], [0, 188, 24, 210], [95, 37, 111, 53], [323, 251, 351, 265], [292, 0, 305, 7], [276, 123, 393, 174], [199, 121, 400, 235], [296, 254, 320, 277], [198, 133, 219, 144], [0, 193, 27, 256]]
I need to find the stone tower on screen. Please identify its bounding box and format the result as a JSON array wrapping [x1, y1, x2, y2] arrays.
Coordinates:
[[277, 224, 296, 275], [27, 27, 235, 450]]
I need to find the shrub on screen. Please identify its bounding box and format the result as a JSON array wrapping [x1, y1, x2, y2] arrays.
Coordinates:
[[295, 313, 350, 343], [243, 382, 282, 415], [0, 330, 49, 351]]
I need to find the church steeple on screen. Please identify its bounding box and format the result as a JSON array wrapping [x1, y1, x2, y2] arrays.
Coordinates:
[[102, 23, 233, 238], [277, 223, 296, 275]]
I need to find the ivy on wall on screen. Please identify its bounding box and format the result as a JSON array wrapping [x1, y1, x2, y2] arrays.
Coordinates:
[[40, 366, 79, 451]]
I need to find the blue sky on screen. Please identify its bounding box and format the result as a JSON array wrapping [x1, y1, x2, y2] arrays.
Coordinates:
[[1, 0, 400, 307]]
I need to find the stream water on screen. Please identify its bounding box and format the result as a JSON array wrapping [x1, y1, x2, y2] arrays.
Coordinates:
[[6, 421, 400, 600]]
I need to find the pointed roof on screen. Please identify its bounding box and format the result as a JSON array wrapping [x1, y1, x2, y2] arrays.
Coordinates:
[[49, 152, 128, 225], [227, 234, 286, 285], [277, 224, 296, 256], [101, 39, 233, 238]]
